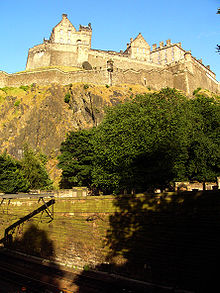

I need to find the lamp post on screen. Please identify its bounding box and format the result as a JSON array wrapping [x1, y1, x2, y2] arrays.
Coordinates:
[[107, 59, 114, 86]]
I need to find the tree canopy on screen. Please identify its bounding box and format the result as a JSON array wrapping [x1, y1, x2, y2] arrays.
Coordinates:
[[58, 129, 94, 189], [58, 88, 220, 194], [20, 144, 53, 190], [0, 151, 30, 193], [0, 146, 52, 193]]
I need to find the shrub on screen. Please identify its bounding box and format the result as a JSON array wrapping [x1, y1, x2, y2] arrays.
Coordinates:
[[193, 87, 202, 96], [64, 93, 71, 103], [105, 84, 109, 88], [0, 86, 14, 94], [84, 84, 89, 89], [19, 85, 29, 91], [14, 100, 21, 107]]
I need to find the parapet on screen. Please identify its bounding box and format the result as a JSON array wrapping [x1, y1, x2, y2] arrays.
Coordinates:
[[79, 23, 92, 32], [152, 44, 157, 50], [159, 41, 164, 48]]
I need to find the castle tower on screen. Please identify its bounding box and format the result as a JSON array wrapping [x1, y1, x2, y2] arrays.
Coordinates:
[[49, 14, 92, 48], [124, 33, 151, 62], [26, 14, 92, 70]]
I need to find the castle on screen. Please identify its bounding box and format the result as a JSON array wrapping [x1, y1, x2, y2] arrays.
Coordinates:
[[0, 14, 219, 94]]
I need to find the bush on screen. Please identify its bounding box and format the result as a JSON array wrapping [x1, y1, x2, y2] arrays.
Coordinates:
[[19, 85, 29, 91], [14, 100, 21, 107], [105, 84, 109, 88], [193, 87, 202, 96], [64, 93, 71, 103], [84, 84, 89, 89], [0, 86, 14, 94]]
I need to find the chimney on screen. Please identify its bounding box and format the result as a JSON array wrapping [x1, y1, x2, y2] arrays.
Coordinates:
[[177, 42, 182, 48], [62, 14, 68, 19], [206, 65, 210, 70], [184, 51, 192, 61], [130, 38, 133, 43], [166, 39, 171, 46], [152, 44, 157, 50], [159, 41, 164, 48]]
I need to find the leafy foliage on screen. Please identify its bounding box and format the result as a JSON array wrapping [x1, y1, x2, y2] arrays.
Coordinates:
[[83, 84, 89, 89], [58, 88, 220, 194], [20, 145, 53, 190], [64, 93, 71, 103], [19, 85, 29, 91], [91, 88, 194, 193], [58, 129, 94, 188], [185, 96, 220, 181], [0, 151, 30, 193], [14, 100, 21, 107]]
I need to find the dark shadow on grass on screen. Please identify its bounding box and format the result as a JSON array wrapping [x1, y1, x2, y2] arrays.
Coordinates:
[[74, 190, 220, 293], [1, 223, 64, 292]]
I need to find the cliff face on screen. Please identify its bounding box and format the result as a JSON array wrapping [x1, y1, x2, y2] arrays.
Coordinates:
[[0, 83, 148, 184]]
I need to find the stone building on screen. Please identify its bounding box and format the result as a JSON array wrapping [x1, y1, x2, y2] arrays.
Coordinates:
[[0, 14, 219, 94]]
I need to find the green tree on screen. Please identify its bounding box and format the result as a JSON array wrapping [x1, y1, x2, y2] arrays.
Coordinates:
[[0, 152, 30, 193], [58, 129, 94, 188], [91, 88, 194, 193], [186, 96, 220, 181], [21, 145, 53, 190], [58, 88, 220, 194]]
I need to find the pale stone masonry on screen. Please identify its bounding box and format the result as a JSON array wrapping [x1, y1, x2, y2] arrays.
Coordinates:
[[0, 14, 219, 94]]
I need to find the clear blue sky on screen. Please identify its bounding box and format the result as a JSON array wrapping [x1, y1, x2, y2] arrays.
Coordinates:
[[0, 0, 219, 80]]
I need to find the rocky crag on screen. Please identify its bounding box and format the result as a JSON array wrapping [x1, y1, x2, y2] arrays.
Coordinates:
[[0, 83, 149, 185]]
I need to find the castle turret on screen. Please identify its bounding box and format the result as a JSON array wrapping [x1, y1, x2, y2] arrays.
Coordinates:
[[124, 33, 150, 61]]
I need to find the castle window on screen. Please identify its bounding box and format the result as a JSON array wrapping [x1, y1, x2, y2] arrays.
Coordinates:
[[137, 48, 139, 53], [60, 37, 63, 43], [60, 29, 63, 35], [67, 39, 71, 44], [158, 52, 160, 64], [172, 47, 174, 61], [143, 48, 145, 54], [68, 30, 71, 37]]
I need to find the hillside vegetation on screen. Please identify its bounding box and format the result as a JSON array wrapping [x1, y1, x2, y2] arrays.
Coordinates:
[[0, 83, 149, 186]]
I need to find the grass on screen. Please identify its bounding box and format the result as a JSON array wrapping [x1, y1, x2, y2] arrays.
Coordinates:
[[16, 66, 83, 73]]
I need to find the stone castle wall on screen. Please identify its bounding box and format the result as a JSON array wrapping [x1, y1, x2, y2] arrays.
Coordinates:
[[0, 67, 175, 92], [0, 58, 219, 95], [2, 14, 219, 95]]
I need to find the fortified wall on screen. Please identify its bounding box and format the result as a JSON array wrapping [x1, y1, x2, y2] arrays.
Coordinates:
[[0, 14, 219, 95]]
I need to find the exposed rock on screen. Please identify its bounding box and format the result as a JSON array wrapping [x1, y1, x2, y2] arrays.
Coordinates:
[[0, 83, 148, 184]]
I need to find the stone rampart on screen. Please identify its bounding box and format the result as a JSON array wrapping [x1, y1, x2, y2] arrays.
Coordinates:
[[0, 71, 9, 88], [0, 61, 219, 95]]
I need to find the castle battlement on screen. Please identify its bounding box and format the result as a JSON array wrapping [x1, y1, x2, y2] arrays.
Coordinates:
[[1, 14, 219, 95]]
